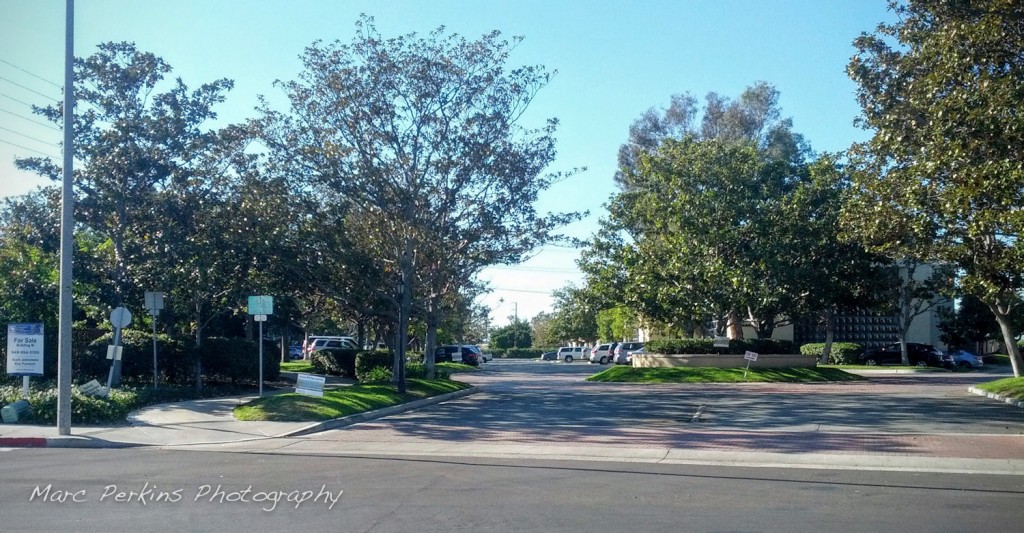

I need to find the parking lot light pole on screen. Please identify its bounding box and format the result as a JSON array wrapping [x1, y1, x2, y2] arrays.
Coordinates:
[[396, 278, 407, 394]]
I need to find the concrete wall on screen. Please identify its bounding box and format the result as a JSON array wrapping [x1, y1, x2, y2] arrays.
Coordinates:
[[633, 353, 818, 368]]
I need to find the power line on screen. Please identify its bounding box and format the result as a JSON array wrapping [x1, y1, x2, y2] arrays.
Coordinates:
[[0, 91, 41, 109], [0, 138, 59, 159], [0, 75, 59, 102], [0, 58, 62, 89], [0, 125, 59, 148], [0, 107, 60, 130]]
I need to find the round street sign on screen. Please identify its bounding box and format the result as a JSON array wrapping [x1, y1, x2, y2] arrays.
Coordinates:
[[110, 306, 133, 328]]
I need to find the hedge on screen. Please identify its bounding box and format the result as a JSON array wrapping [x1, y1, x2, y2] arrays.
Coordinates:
[[310, 349, 359, 377], [800, 342, 864, 364], [501, 348, 544, 359], [192, 337, 280, 384], [355, 350, 393, 382], [646, 338, 797, 355]]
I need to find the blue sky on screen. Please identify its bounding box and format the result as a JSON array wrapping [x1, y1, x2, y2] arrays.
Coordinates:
[[0, 0, 897, 326]]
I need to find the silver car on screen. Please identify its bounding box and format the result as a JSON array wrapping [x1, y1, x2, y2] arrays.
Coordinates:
[[589, 343, 617, 365]]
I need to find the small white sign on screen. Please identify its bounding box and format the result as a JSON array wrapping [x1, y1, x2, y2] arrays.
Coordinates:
[[6, 323, 44, 376], [254, 314, 268, 322], [295, 373, 326, 397], [744, 351, 759, 361], [106, 345, 123, 361]]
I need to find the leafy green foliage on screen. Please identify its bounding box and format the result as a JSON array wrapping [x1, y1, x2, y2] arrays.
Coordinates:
[[359, 367, 393, 384], [309, 349, 359, 377], [490, 319, 532, 349], [354, 350, 394, 382], [646, 338, 796, 355], [845, 0, 1024, 376], [800, 342, 864, 365]]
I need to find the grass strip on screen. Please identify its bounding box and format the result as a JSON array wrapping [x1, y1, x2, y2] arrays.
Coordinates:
[[976, 377, 1024, 401], [280, 361, 315, 373], [233, 378, 469, 422], [587, 366, 864, 383]]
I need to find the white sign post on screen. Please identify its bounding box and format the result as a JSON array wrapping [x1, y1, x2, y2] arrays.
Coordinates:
[[247, 296, 274, 397], [743, 350, 759, 379], [107, 306, 132, 389], [7, 323, 44, 399], [144, 291, 164, 390]]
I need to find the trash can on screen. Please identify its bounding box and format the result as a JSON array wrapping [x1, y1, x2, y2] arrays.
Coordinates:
[[1, 400, 30, 423]]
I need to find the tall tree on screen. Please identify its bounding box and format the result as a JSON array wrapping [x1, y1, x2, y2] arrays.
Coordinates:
[[845, 0, 1024, 376], [259, 17, 578, 385], [16, 42, 237, 307]]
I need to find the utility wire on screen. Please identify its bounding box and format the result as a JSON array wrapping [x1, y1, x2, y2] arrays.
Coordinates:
[[0, 125, 59, 148], [0, 58, 62, 89], [0, 75, 59, 102], [0, 107, 60, 130], [0, 138, 59, 159], [0, 91, 41, 109]]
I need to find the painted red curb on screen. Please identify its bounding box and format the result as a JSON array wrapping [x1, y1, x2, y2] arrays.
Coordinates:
[[0, 437, 48, 447]]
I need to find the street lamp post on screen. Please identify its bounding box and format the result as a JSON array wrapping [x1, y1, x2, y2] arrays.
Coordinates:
[[396, 277, 407, 394]]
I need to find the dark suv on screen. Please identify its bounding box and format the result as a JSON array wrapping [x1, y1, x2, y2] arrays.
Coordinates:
[[859, 342, 946, 367], [434, 345, 482, 366]]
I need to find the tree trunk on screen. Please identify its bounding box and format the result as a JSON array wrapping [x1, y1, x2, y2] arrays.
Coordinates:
[[986, 300, 1022, 378], [194, 298, 204, 393], [820, 309, 835, 365], [424, 303, 438, 380]]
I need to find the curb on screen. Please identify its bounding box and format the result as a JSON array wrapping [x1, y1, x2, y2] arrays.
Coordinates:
[[0, 387, 479, 448], [968, 386, 1024, 408], [279, 386, 479, 437]]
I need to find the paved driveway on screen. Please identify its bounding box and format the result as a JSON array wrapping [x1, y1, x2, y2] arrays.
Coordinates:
[[298, 360, 1024, 460]]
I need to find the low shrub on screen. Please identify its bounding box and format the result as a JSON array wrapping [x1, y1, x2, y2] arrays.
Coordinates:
[[355, 350, 393, 381], [193, 337, 280, 385], [310, 349, 359, 377], [800, 342, 864, 364], [502, 348, 544, 359], [646, 338, 798, 355], [360, 366, 393, 383], [83, 331, 188, 383], [404, 362, 451, 380]]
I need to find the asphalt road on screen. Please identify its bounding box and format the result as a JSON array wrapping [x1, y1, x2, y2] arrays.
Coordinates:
[[2, 448, 1023, 532]]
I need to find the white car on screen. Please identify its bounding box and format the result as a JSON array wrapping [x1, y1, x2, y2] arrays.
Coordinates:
[[589, 343, 617, 365], [556, 346, 589, 363], [305, 336, 358, 357], [479, 351, 493, 363]]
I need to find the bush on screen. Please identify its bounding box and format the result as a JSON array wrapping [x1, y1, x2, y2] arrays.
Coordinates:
[[355, 350, 393, 381], [310, 349, 359, 377], [405, 362, 451, 380], [800, 342, 864, 364], [646, 338, 798, 355], [83, 330, 188, 383], [502, 348, 544, 359], [360, 366, 393, 383], [191, 337, 280, 385]]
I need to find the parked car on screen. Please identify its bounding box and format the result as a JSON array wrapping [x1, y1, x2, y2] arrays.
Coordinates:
[[589, 342, 618, 365], [435, 345, 483, 366], [478, 350, 493, 363], [625, 346, 646, 364], [288, 344, 304, 360], [305, 336, 358, 357], [555, 346, 589, 363], [948, 349, 984, 369], [613, 342, 644, 364], [858, 342, 944, 367], [540, 351, 557, 361]]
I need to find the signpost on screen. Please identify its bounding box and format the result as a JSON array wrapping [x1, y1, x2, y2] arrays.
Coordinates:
[[144, 291, 164, 389], [743, 350, 759, 379], [107, 306, 132, 389], [247, 296, 274, 397], [7, 323, 44, 399]]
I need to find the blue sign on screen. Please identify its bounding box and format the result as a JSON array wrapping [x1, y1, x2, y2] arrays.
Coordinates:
[[247, 295, 274, 315], [7, 322, 44, 376]]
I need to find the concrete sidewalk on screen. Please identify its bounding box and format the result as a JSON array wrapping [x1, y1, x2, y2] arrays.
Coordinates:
[[0, 388, 479, 449]]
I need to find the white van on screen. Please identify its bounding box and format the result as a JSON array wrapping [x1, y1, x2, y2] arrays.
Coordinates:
[[555, 346, 590, 363], [305, 336, 358, 357]]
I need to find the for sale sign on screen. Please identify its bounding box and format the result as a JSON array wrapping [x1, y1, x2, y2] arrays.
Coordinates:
[[7, 323, 44, 376]]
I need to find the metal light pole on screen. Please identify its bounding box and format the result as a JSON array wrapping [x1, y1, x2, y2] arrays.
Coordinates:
[[56, 0, 75, 435], [396, 277, 406, 394]]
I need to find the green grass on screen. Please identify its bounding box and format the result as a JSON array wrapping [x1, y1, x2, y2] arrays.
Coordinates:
[[587, 366, 864, 383], [280, 361, 315, 373], [977, 377, 1024, 401], [437, 362, 478, 373], [233, 378, 469, 421], [819, 364, 948, 371]]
